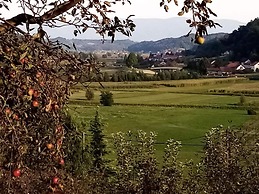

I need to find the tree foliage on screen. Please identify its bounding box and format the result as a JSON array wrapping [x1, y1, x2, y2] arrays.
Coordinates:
[[100, 90, 114, 106], [125, 52, 138, 68], [89, 110, 107, 171], [85, 89, 95, 101]]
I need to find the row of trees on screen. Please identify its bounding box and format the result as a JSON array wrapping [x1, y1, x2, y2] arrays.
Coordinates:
[[65, 110, 259, 194], [99, 70, 199, 82]]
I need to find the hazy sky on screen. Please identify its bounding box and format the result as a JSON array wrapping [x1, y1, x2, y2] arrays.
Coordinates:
[[1, 0, 258, 23], [112, 0, 258, 23]]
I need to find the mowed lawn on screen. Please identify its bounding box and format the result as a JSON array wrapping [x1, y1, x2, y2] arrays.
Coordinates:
[[68, 105, 254, 161], [71, 89, 259, 107]]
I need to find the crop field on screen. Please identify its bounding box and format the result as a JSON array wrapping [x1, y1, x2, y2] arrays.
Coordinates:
[[69, 78, 259, 162]]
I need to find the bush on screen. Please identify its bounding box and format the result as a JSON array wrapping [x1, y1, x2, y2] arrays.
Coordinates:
[[100, 91, 114, 106], [247, 109, 257, 115], [239, 94, 246, 105], [85, 89, 95, 101]]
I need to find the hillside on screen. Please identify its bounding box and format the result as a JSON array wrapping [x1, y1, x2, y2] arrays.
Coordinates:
[[53, 33, 227, 53], [192, 18, 259, 61], [127, 33, 227, 53], [52, 37, 136, 51]]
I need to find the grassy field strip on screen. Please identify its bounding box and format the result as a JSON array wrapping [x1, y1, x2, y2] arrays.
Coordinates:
[[69, 100, 259, 111], [70, 90, 259, 108], [216, 82, 259, 91], [74, 77, 247, 89]]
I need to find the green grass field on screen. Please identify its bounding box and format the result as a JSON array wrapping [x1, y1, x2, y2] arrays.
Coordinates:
[[68, 78, 259, 162]]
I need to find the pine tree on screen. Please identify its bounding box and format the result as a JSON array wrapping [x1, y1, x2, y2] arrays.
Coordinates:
[[89, 110, 107, 171]]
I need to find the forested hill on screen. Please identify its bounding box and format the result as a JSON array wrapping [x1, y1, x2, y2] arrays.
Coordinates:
[[192, 18, 259, 61], [127, 33, 227, 53], [53, 33, 227, 52], [52, 38, 136, 51]]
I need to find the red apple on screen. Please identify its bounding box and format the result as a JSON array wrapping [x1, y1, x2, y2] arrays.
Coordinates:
[[56, 126, 62, 133], [28, 88, 34, 96], [20, 57, 28, 64], [47, 143, 54, 150], [40, 81, 45, 87], [32, 100, 39, 107], [5, 108, 11, 115], [13, 168, 21, 177], [57, 139, 62, 146], [33, 90, 40, 98], [59, 159, 65, 165], [36, 72, 42, 78], [13, 114, 19, 121], [52, 176, 59, 184]]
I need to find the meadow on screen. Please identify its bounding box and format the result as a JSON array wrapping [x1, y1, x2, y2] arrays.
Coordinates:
[[69, 77, 259, 162]]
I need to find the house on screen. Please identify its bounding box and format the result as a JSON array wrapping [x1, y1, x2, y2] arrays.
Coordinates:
[[223, 61, 240, 74], [236, 64, 253, 72], [162, 51, 177, 60], [251, 62, 259, 72], [151, 66, 184, 72], [226, 61, 240, 69], [207, 67, 222, 76], [149, 52, 163, 62], [220, 66, 233, 75]]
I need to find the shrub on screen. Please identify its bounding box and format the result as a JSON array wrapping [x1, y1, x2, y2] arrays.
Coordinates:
[[85, 89, 95, 101], [239, 94, 246, 105], [100, 91, 114, 106], [247, 109, 257, 115]]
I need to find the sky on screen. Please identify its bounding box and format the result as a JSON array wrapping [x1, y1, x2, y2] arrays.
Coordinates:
[[1, 0, 258, 23], [1, 0, 258, 40], [111, 0, 259, 23]]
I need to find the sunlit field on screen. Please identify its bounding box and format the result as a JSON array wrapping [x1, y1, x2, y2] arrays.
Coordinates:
[[69, 78, 259, 161]]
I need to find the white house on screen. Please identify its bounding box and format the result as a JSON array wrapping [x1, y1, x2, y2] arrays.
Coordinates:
[[251, 62, 259, 72], [236, 64, 252, 71]]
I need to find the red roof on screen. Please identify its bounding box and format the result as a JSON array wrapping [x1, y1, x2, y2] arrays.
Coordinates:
[[220, 66, 233, 72], [226, 62, 240, 68]]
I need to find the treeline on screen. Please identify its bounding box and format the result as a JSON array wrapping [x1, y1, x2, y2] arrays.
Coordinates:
[[64, 111, 259, 194], [98, 70, 199, 82]]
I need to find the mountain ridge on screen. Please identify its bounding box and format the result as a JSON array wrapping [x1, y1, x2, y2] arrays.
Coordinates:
[[53, 32, 228, 52], [47, 17, 244, 42]]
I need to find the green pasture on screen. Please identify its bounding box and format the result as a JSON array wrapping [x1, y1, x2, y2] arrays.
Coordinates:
[[68, 105, 254, 162], [76, 77, 247, 90], [69, 78, 259, 162], [71, 88, 259, 107]]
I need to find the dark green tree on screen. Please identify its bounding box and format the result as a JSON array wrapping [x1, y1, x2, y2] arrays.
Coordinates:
[[85, 89, 95, 101], [100, 91, 114, 106], [125, 52, 138, 68], [89, 110, 107, 171], [63, 114, 90, 176], [103, 72, 110, 82]]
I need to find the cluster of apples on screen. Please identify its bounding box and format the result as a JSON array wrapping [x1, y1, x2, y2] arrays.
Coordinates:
[[46, 126, 65, 188], [12, 168, 61, 186], [28, 88, 40, 107], [12, 138, 65, 190], [4, 107, 19, 121]]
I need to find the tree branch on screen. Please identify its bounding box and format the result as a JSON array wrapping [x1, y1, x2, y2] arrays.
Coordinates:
[[0, 0, 83, 33]]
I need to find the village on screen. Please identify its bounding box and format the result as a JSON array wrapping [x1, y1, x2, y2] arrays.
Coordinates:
[[89, 49, 259, 78]]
